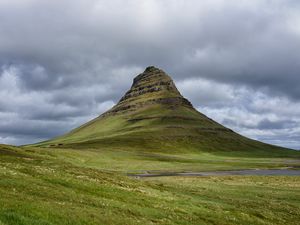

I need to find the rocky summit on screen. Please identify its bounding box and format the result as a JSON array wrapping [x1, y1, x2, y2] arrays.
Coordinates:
[[103, 66, 193, 117], [37, 66, 289, 154]]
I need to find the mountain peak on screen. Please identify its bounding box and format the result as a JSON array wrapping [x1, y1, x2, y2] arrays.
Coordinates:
[[103, 66, 193, 116], [132, 66, 171, 88], [145, 65, 159, 72]]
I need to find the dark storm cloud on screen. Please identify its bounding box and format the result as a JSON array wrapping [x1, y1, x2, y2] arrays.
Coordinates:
[[0, 0, 300, 148]]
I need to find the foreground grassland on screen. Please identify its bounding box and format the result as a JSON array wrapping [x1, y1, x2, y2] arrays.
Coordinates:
[[1, 144, 300, 225]]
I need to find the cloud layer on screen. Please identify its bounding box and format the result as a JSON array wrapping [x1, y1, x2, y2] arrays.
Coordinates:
[[0, 0, 299, 149]]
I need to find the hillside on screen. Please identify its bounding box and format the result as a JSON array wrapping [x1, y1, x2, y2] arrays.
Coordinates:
[[36, 66, 295, 156]]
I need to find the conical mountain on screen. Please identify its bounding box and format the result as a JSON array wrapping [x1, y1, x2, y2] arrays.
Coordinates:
[[103, 66, 193, 117], [38, 66, 290, 154]]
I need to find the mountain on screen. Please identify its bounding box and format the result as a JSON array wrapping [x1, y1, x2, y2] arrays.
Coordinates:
[[37, 66, 292, 155], [3, 67, 300, 225]]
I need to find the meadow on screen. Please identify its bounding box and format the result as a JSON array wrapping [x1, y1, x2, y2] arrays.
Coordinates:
[[1, 144, 300, 225]]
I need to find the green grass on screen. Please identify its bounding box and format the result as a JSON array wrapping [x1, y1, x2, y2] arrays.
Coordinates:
[[33, 103, 298, 161], [1, 144, 300, 225], [26, 147, 300, 173]]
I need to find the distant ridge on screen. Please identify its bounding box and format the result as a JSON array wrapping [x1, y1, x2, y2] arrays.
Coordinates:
[[36, 66, 293, 155]]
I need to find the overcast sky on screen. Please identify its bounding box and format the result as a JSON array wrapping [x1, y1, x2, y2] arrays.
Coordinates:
[[0, 0, 300, 149]]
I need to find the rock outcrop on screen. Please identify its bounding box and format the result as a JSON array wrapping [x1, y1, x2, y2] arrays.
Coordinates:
[[103, 66, 193, 116]]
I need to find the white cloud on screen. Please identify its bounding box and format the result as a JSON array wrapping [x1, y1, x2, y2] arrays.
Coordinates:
[[177, 78, 236, 105]]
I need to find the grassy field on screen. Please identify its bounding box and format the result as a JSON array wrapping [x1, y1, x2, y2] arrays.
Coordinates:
[[27, 146, 300, 173], [1, 144, 300, 225]]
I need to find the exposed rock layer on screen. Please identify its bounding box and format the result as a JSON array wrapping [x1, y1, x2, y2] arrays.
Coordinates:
[[103, 66, 193, 116]]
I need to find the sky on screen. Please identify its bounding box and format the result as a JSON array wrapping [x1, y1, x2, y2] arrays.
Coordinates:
[[0, 0, 300, 149]]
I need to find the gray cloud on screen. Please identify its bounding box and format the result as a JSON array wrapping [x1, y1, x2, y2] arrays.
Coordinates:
[[188, 79, 300, 149], [0, 0, 299, 149]]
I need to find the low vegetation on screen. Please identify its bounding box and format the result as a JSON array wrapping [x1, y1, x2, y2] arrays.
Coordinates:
[[1, 144, 300, 225]]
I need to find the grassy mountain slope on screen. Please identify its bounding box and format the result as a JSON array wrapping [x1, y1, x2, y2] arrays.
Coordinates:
[[35, 66, 296, 157]]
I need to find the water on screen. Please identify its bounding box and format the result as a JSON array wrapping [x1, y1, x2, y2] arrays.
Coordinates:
[[129, 169, 300, 178]]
